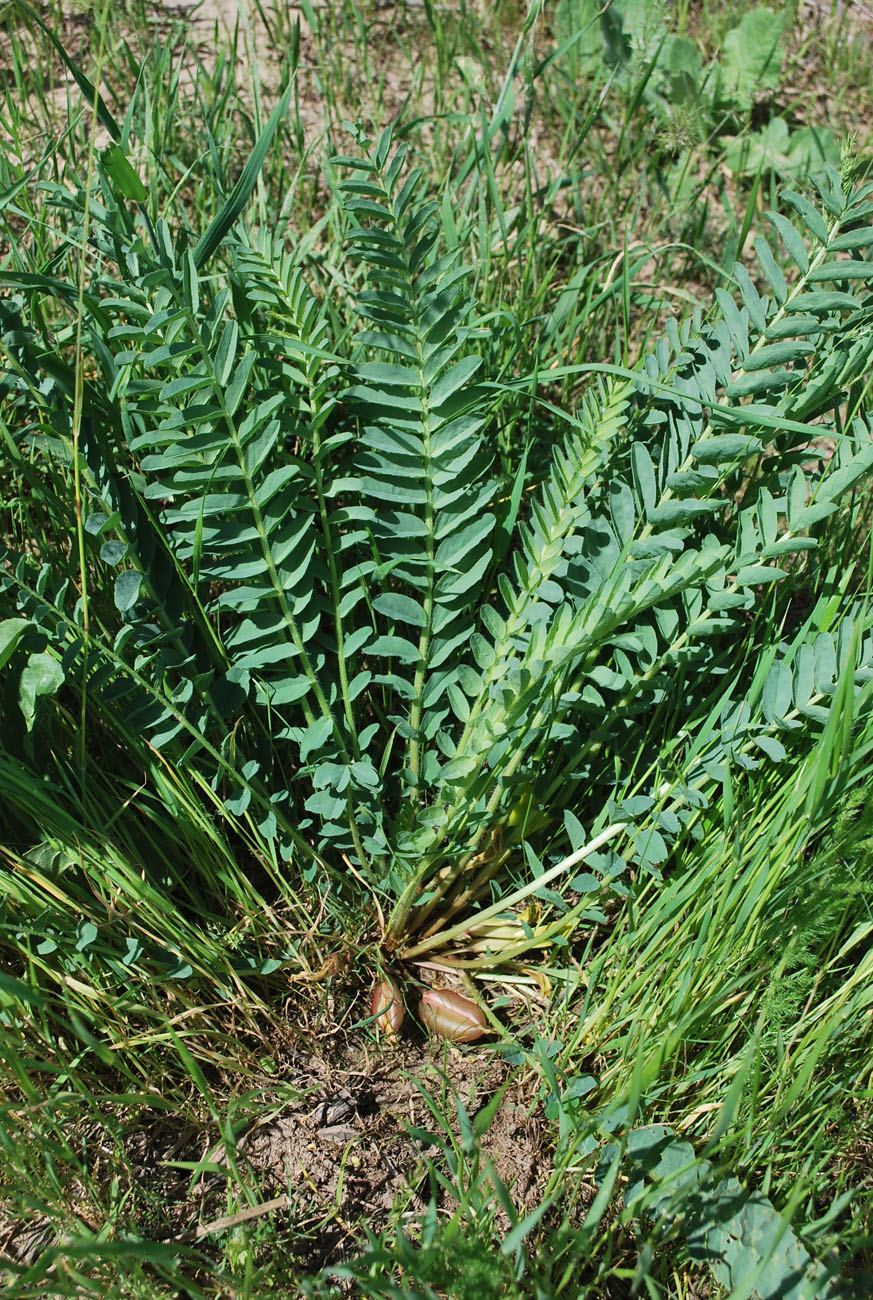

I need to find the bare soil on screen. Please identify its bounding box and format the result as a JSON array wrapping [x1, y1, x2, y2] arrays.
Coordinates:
[[0, 1021, 551, 1282]]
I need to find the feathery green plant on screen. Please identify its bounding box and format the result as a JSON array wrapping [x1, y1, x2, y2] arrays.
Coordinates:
[[2, 84, 873, 989], [1, 11, 873, 1298]]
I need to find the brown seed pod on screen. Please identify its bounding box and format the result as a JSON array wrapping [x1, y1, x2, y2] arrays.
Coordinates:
[[419, 988, 486, 1043], [371, 976, 404, 1037]]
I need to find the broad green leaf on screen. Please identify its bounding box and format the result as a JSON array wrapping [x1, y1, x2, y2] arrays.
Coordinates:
[[19, 652, 64, 730], [735, 564, 786, 586], [114, 571, 143, 613], [786, 290, 859, 313], [648, 499, 722, 524], [733, 264, 767, 332], [368, 635, 421, 662], [725, 369, 795, 398], [0, 618, 33, 670], [781, 189, 830, 243], [373, 593, 427, 627], [754, 236, 787, 304], [762, 661, 793, 724], [690, 434, 763, 463], [743, 340, 813, 370], [828, 227, 873, 251], [721, 7, 786, 110], [765, 210, 809, 273]]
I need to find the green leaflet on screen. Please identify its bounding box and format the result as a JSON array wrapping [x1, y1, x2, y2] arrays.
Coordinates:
[[19, 651, 64, 731], [0, 618, 33, 669]]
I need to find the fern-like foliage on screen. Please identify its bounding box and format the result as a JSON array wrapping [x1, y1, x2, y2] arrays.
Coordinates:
[[2, 129, 873, 959]]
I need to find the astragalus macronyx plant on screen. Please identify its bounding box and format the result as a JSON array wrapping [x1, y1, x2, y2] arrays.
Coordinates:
[[2, 92, 873, 1006]]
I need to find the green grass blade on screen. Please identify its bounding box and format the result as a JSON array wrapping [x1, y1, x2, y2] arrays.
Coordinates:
[[192, 80, 294, 269], [11, 0, 121, 143]]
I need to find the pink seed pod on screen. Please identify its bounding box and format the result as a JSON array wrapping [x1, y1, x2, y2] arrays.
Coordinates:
[[419, 988, 486, 1043], [371, 977, 404, 1037]]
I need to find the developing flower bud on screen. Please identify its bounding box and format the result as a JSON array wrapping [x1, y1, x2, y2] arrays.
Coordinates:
[[371, 976, 404, 1037], [419, 988, 486, 1042]]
